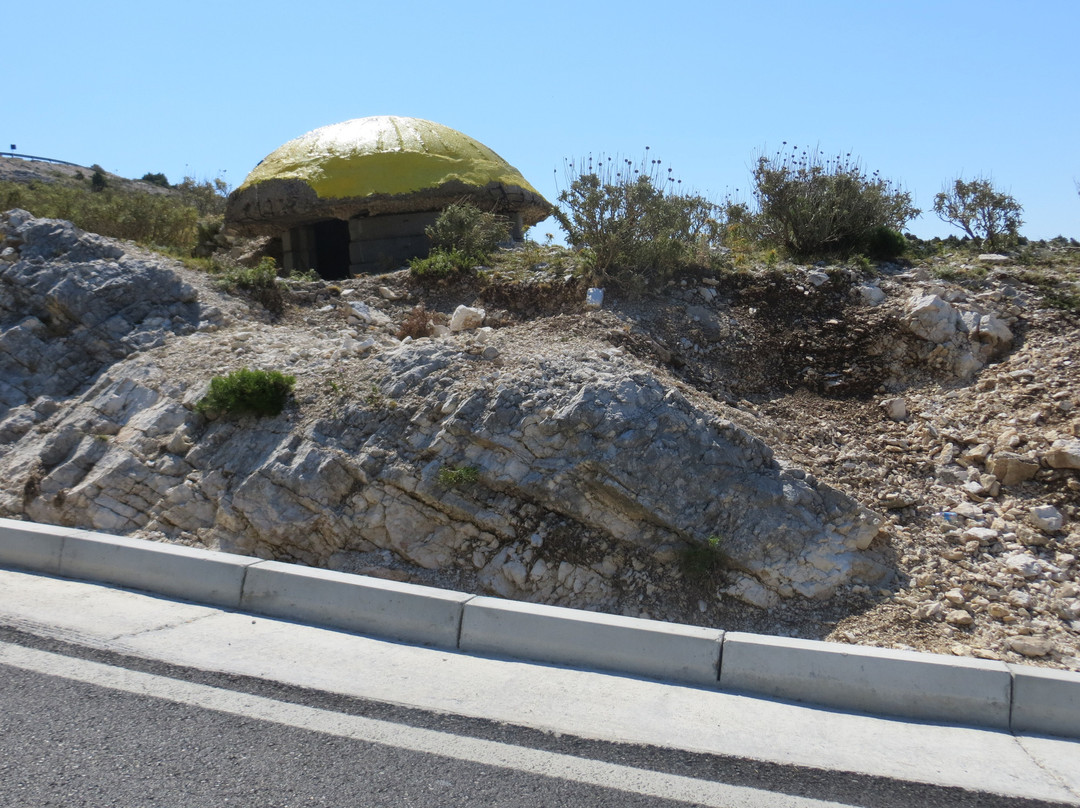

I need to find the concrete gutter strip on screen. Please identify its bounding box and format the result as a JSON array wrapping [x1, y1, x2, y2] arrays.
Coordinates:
[[2, 517, 1079, 739], [240, 561, 470, 648], [1008, 664, 1080, 739], [460, 596, 723, 686], [720, 631, 1013, 729]]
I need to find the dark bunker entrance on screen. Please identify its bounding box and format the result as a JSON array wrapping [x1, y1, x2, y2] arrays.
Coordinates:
[[312, 219, 351, 280]]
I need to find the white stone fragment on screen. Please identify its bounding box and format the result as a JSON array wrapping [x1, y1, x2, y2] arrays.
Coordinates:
[[1006, 635, 1053, 657], [1029, 505, 1064, 533], [880, 397, 907, 421], [348, 301, 391, 327], [1005, 553, 1041, 578], [1045, 439, 1080, 470], [449, 305, 485, 332], [858, 284, 886, 306], [904, 294, 959, 343]]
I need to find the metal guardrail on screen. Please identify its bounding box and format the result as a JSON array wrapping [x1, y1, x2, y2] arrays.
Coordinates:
[[0, 152, 87, 168]]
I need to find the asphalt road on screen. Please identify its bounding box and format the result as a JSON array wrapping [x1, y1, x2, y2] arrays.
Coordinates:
[[0, 628, 1070, 808]]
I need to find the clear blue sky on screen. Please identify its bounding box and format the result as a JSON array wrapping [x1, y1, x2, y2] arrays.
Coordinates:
[[9, 0, 1079, 240]]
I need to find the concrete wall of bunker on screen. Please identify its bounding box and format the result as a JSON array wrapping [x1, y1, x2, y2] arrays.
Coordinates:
[[283, 212, 440, 279], [281, 209, 525, 280]]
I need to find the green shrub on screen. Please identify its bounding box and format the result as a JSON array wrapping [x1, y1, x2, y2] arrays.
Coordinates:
[[411, 203, 510, 280], [172, 176, 229, 216], [866, 226, 907, 260], [555, 151, 721, 293], [196, 368, 296, 417], [933, 177, 1023, 250], [437, 465, 480, 487], [282, 266, 319, 283], [141, 172, 170, 188], [426, 202, 510, 260], [410, 247, 473, 279], [193, 215, 225, 257], [752, 145, 918, 258], [217, 257, 284, 313]]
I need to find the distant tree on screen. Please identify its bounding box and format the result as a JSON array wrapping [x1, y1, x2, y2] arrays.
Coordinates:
[[90, 169, 108, 192], [174, 175, 230, 216], [141, 172, 170, 188], [933, 177, 1023, 250]]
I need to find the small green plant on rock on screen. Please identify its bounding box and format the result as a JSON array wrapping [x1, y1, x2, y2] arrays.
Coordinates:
[[196, 368, 296, 417], [437, 465, 480, 487], [217, 257, 284, 314], [410, 248, 473, 279], [679, 534, 729, 578]]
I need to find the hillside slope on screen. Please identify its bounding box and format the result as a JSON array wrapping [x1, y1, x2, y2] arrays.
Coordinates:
[[1, 207, 1078, 670]]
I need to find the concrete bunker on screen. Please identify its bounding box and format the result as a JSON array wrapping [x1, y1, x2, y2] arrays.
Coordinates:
[[225, 116, 552, 278]]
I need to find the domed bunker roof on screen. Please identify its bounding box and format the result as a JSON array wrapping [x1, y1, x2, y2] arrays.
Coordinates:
[[225, 116, 552, 235]]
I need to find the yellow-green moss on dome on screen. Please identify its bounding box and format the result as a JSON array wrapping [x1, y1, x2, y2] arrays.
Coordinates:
[[240, 116, 539, 199], [226, 116, 551, 234]]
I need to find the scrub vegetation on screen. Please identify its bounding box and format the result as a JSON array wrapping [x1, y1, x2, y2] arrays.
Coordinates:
[[933, 177, 1024, 250], [748, 145, 918, 259], [397, 141, 1078, 309], [196, 368, 296, 417], [553, 150, 722, 293], [0, 172, 228, 255], [410, 202, 510, 279], [437, 465, 480, 487], [215, 257, 285, 314]]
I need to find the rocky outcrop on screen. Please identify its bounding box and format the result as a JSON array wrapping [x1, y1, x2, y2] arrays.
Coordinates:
[[897, 289, 1014, 380], [0, 211, 888, 617], [0, 209, 210, 422]]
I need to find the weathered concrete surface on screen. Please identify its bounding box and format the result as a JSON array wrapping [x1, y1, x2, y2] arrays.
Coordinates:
[[226, 116, 552, 234]]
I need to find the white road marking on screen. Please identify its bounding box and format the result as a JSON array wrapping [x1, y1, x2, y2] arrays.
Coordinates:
[[0, 641, 851, 808]]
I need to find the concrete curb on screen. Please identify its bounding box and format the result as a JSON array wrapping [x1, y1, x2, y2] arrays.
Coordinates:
[[2, 517, 1078, 739], [459, 595, 723, 686], [240, 560, 470, 647], [720, 632, 1013, 729]]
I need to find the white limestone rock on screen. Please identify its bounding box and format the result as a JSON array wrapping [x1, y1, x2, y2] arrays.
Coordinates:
[[904, 294, 960, 343], [1006, 635, 1054, 657], [449, 305, 485, 332], [1045, 439, 1080, 470], [989, 452, 1039, 486], [858, 284, 886, 306], [1005, 553, 1041, 578], [1030, 505, 1065, 533]]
